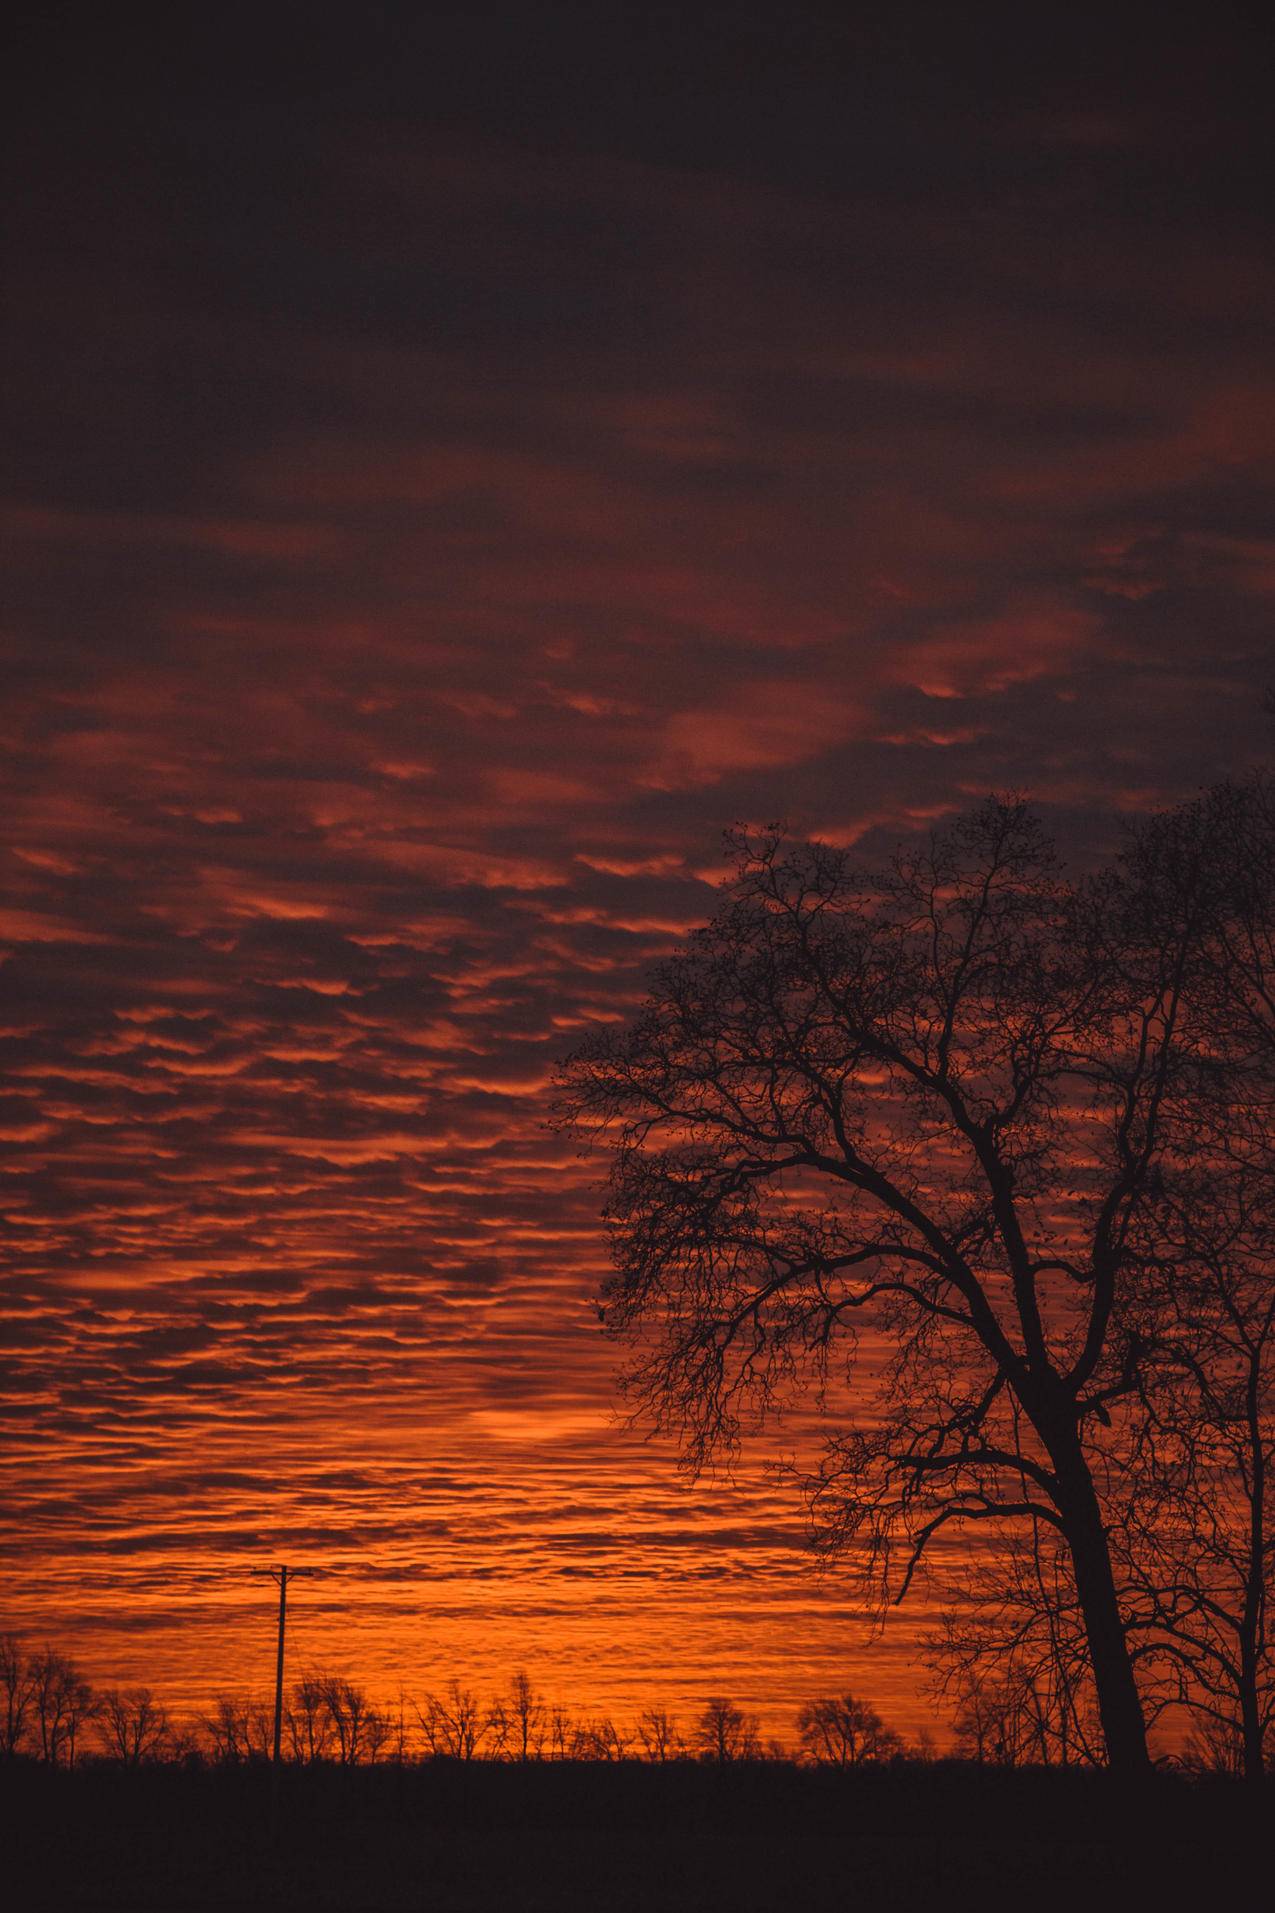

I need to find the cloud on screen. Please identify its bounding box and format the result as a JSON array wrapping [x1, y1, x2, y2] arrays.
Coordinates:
[[884, 602, 1100, 700], [655, 681, 866, 785], [2, 17, 1272, 1738]]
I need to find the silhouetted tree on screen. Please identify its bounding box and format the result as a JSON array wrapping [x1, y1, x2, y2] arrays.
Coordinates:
[[97, 1687, 169, 1765], [507, 1670, 546, 1759], [364, 1705, 392, 1763], [546, 1705, 568, 1760], [416, 1681, 496, 1760], [567, 1715, 629, 1760], [695, 1696, 759, 1762], [796, 1691, 901, 1765], [951, 1672, 1028, 1765], [1, 1635, 33, 1758], [391, 1686, 411, 1764], [246, 1699, 274, 1760], [1182, 1712, 1247, 1776], [319, 1675, 384, 1765], [1126, 1161, 1275, 1778], [636, 1706, 682, 1760], [200, 1694, 271, 1764], [559, 801, 1231, 1772], [485, 1695, 510, 1757], [286, 1672, 334, 1763], [201, 1696, 251, 1765], [1117, 781, 1275, 1778], [926, 1527, 1104, 1766], [29, 1648, 96, 1766]]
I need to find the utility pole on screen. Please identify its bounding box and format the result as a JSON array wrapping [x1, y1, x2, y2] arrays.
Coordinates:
[[252, 1563, 292, 1765], [271, 1565, 287, 1766], [252, 1562, 311, 1835]]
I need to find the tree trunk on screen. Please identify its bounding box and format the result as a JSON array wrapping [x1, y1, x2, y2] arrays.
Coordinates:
[[1239, 1640, 1264, 1782], [1050, 1433, 1152, 1773], [1239, 1360, 1266, 1782]]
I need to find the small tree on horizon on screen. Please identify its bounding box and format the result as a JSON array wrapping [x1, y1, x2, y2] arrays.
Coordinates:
[[29, 1648, 96, 1767], [1, 1635, 34, 1758], [796, 1691, 901, 1765], [695, 1696, 760, 1762], [97, 1688, 170, 1766], [508, 1670, 547, 1760], [636, 1705, 682, 1760], [286, 1672, 334, 1763], [416, 1681, 498, 1760]]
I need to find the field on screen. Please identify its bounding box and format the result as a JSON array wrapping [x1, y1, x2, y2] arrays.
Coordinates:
[[6, 1760, 1267, 1912]]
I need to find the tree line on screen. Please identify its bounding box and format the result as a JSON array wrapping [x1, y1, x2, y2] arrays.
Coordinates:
[[557, 774, 1275, 1779], [0, 1638, 911, 1768], [0, 1636, 1248, 1774]]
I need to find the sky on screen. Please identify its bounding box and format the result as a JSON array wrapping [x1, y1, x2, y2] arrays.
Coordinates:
[[2, 3, 1273, 1741]]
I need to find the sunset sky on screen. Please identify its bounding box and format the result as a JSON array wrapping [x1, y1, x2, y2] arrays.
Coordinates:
[[3, 4, 1273, 1741]]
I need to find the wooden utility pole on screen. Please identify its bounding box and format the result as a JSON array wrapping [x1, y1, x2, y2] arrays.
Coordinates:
[[252, 1563, 292, 1764], [271, 1565, 287, 1766], [252, 1562, 310, 1835]]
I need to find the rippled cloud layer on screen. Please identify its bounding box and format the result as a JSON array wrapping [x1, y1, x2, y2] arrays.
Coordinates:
[[3, 8, 1272, 1734]]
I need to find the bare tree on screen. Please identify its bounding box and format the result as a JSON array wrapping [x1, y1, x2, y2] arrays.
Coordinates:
[[246, 1699, 274, 1760], [507, 1670, 546, 1760], [416, 1681, 494, 1760], [576, 1715, 631, 1760], [97, 1687, 170, 1766], [636, 1706, 682, 1761], [1, 1635, 33, 1758], [200, 1696, 251, 1765], [926, 1526, 1105, 1766], [950, 1672, 1029, 1765], [1118, 781, 1275, 1778], [28, 1648, 96, 1767], [484, 1695, 510, 1758], [548, 1705, 576, 1760], [1126, 1153, 1275, 1776], [166, 1721, 203, 1765], [320, 1676, 384, 1765], [941, 1605, 1106, 1768], [796, 1691, 901, 1765], [558, 801, 1233, 1771], [363, 1705, 392, 1764], [694, 1696, 760, 1763], [200, 1694, 272, 1764], [1182, 1711, 1247, 1775], [286, 1672, 334, 1763], [390, 1686, 411, 1765]]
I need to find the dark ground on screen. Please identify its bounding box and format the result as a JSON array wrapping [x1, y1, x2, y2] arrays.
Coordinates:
[[5, 1759, 1267, 1912]]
